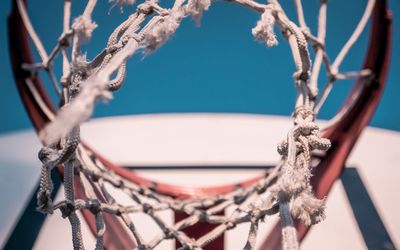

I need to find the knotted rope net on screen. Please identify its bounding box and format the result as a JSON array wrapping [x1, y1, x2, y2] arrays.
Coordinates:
[[14, 0, 378, 249]]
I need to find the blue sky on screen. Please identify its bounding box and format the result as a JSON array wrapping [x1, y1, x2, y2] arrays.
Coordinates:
[[1, 0, 399, 133]]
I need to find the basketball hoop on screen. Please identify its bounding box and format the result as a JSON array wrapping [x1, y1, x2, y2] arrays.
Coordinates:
[[8, 0, 392, 249]]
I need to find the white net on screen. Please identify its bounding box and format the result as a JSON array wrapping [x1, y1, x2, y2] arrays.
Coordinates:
[[14, 0, 378, 249]]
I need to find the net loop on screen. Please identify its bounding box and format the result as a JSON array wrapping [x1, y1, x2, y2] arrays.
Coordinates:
[[37, 126, 80, 214]]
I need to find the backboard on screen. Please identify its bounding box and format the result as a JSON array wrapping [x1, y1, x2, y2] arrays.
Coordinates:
[[0, 113, 398, 249]]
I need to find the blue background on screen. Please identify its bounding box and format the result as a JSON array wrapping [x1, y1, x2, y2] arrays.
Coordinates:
[[0, 0, 399, 133]]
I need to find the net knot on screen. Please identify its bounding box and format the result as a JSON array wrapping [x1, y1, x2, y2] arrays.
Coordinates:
[[106, 43, 123, 54], [142, 203, 153, 214], [124, 33, 144, 43], [162, 227, 175, 239], [60, 201, 75, 218], [255, 184, 268, 194], [143, 10, 184, 52], [234, 194, 246, 205], [138, 186, 147, 195], [90, 171, 101, 182], [88, 199, 101, 214], [38, 146, 57, 164], [293, 70, 310, 82], [137, 2, 155, 15], [58, 31, 73, 48], [37, 188, 54, 214], [115, 178, 125, 188], [224, 220, 236, 230], [195, 210, 208, 222], [137, 244, 151, 250]]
